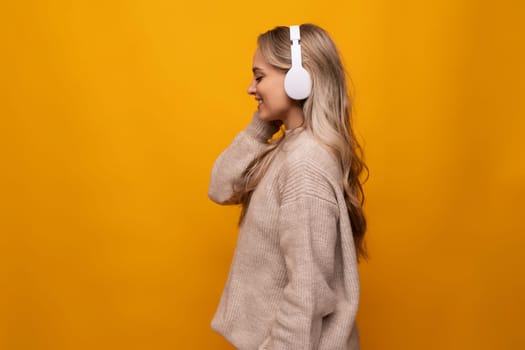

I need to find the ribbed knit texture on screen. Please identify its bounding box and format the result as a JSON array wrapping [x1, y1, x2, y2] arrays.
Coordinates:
[[208, 112, 361, 350]]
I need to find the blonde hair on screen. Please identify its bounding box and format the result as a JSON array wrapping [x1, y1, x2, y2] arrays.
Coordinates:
[[233, 24, 369, 262]]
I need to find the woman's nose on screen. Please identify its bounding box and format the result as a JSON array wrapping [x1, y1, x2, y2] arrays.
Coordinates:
[[247, 79, 256, 95]]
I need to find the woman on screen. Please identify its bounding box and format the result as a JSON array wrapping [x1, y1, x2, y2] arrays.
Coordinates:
[[208, 23, 368, 350]]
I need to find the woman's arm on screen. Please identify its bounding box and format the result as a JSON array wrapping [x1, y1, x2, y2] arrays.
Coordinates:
[[266, 158, 340, 350], [208, 112, 279, 205]]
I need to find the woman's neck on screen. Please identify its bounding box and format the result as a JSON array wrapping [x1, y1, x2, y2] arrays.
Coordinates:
[[281, 106, 304, 130]]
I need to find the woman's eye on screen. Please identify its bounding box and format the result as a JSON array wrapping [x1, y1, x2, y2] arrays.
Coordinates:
[[255, 76, 263, 82]]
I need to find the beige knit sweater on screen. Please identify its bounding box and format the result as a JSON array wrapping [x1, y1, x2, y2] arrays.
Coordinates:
[[208, 112, 361, 350]]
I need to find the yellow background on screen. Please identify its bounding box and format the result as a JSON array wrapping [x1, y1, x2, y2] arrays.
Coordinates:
[[1, 0, 524, 349]]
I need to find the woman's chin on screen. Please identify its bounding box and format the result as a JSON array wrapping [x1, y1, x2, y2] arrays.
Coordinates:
[[256, 112, 269, 121], [256, 111, 278, 123]]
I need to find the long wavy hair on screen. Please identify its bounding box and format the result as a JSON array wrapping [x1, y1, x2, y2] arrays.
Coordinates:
[[233, 24, 369, 262]]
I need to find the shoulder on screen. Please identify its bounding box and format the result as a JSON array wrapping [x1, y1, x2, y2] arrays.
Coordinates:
[[277, 131, 342, 206], [282, 130, 341, 179]]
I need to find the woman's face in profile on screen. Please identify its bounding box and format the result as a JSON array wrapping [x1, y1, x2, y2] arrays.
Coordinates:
[[247, 48, 295, 122]]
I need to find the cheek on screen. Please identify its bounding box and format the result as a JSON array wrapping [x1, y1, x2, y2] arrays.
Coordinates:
[[264, 74, 285, 94], [271, 87, 293, 109], [266, 80, 288, 105]]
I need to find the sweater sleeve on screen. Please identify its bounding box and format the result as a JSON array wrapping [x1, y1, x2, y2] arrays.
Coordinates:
[[208, 112, 279, 205], [267, 159, 339, 350]]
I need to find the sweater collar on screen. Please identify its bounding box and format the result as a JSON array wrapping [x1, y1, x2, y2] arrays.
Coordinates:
[[283, 125, 305, 136]]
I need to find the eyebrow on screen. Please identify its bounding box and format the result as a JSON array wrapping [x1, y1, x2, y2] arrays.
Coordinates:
[[252, 67, 264, 73]]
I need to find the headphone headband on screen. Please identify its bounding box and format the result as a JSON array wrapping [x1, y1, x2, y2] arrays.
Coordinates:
[[289, 25, 303, 68], [289, 25, 301, 41]]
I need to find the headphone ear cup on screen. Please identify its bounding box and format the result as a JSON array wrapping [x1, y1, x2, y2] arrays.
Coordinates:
[[284, 67, 312, 100]]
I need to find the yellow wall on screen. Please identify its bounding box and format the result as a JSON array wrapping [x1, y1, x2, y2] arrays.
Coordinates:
[[1, 1, 524, 349]]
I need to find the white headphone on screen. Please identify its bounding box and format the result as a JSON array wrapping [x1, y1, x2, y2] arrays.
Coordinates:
[[284, 25, 312, 100]]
